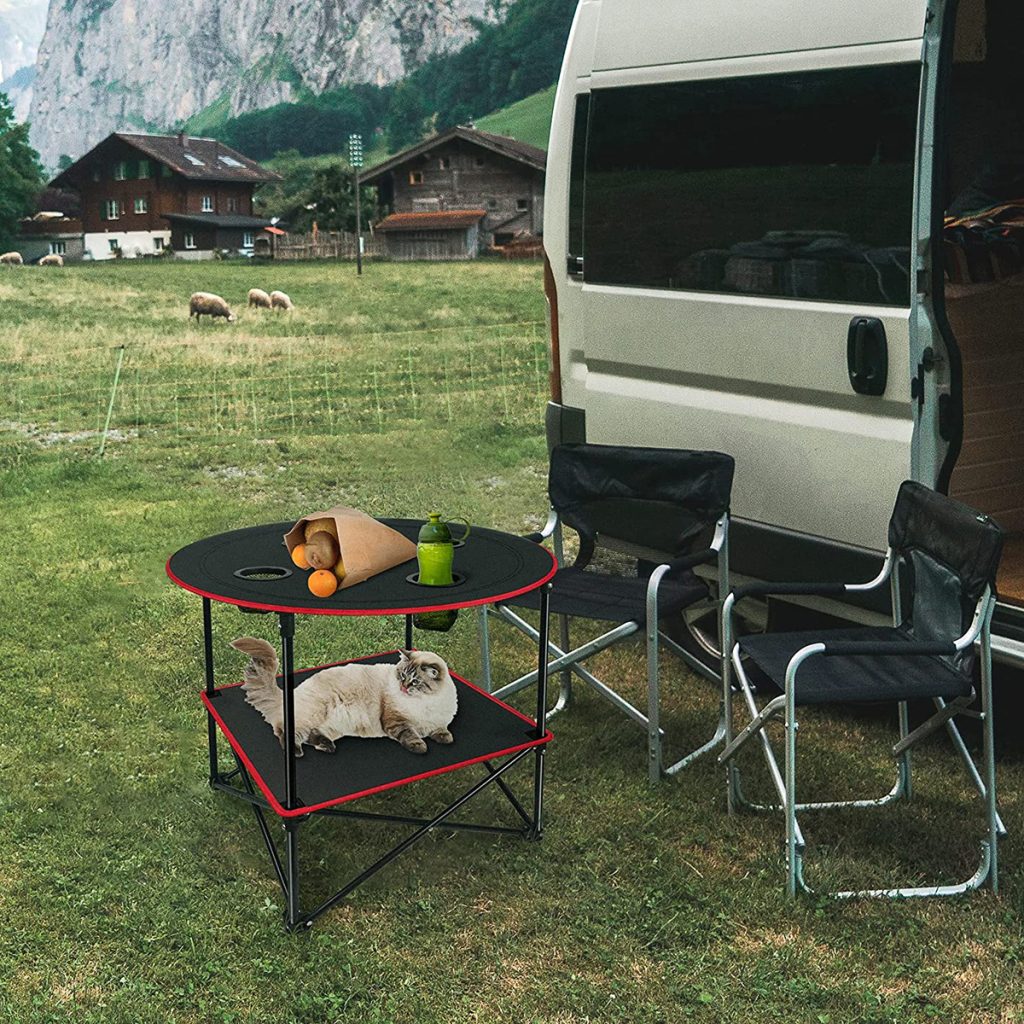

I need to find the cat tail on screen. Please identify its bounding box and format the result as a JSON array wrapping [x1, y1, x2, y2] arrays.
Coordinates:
[[230, 637, 280, 720]]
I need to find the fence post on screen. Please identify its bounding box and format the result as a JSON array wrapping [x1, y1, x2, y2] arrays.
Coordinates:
[[97, 344, 127, 457]]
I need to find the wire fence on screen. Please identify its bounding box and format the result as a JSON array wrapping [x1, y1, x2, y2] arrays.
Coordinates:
[[1, 321, 549, 451]]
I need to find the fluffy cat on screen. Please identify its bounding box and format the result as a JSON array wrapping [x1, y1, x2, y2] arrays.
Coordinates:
[[229, 638, 457, 756]]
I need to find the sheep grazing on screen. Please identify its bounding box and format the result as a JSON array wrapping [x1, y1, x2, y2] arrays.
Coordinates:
[[39, 253, 64, 267], [248, 288, 272, 309], [0, 251, 23, 266], [270, 290, 294, 311], [189, 292, 237, 323]]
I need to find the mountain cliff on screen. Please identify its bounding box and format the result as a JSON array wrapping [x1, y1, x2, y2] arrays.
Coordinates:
[[0, 0, 47, 119], [28, 0, 513, 168]]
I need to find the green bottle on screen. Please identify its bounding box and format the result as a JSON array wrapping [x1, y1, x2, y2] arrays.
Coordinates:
[[414, 513, 458, 632], [417, 512, 454, 585]]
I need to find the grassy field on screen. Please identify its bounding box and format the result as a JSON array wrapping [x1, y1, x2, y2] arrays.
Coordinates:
[[0, 259, 1022, 1024]]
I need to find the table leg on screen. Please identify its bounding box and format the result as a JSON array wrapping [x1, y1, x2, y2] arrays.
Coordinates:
[[405, 614, 413, 650], [531, 583, 551, 840], [278, 613, 298, 811], [203, 597, 219, 784], [284, 818, 302, 930]]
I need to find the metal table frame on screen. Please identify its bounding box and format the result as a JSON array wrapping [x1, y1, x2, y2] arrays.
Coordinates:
[[184, 534, 552, 932]]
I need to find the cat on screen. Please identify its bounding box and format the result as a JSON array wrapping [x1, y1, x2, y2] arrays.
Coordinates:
[[229, 638, 457, 756]]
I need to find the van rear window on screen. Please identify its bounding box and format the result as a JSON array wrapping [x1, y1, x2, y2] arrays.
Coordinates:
[[582, 64, 920, 305]]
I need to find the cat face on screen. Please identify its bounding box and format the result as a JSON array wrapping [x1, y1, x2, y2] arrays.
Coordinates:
[[396, 650, 450, 696]]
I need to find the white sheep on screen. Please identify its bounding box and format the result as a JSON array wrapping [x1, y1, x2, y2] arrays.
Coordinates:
[[270, 290, 294, 311], [0, 251, 23, 266], [189, 292, 237, 323], [248, 288, 272, 309], [39, 253, 64, 267]]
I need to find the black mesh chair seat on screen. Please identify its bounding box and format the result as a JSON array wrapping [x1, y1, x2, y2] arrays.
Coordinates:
[[505, 565, 709, 622], [739, 627, 973, 705]]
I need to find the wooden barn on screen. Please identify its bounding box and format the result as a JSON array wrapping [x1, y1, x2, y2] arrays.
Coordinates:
[[46, 132, 281, 260], [374, 209, 486, 261], [363, 127, 546, 259]]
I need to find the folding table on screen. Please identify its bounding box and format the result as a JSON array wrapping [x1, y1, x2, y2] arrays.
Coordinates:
[[167, 519, 555, 930]]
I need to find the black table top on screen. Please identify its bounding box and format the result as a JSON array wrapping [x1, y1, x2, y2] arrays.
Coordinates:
[[167, 519, 556, 616]]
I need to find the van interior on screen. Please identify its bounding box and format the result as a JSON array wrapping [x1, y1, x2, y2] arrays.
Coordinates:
[[943, 0, 1024, 603]]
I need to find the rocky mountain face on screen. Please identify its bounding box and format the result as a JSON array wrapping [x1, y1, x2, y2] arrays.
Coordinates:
[[0, 0, 47, 120], [28, 0, 513, 168]]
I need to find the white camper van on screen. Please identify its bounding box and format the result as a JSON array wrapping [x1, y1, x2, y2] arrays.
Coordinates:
[[542, 0, 1024, 660]]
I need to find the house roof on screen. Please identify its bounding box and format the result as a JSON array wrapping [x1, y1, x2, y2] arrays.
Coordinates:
[[376, 209, 487, 232], [162, 213, 277, 229], [361, 127, 546, 184], [51, 133, 282, 188]]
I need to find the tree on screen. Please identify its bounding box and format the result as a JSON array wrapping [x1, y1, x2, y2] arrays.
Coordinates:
[[0, 92, 44, 248]]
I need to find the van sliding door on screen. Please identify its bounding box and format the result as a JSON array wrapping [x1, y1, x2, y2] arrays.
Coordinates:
[[578, 61, 921, 551]]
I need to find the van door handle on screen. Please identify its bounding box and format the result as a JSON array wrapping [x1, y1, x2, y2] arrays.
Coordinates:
[[847, 317, 888, 396]]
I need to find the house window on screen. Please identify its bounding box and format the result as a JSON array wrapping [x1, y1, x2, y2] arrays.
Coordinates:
[[134, 197, 148, 214], [226, 197, 238, 213], [439, 157, 450, 170], [581, 64, 919, 303], [201, 195, 214, 212], [516, 198, 529, 211], [184, 232, 196, 250], [153, 237, 164, 251], [108, 239, 120, 253], [243, 231, 254, 248], [104, 199, 120, 220], [487, 198, 497, 210], [92, 168, 101, 183], [114, 161, 128, 180], [49, 241, 67, 256], [409, 171, 424, 185], [137, 159, 150, 179], [475, 156, 485, 167]]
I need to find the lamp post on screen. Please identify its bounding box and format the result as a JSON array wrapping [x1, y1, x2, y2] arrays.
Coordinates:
[[348, 133, 364, 275]]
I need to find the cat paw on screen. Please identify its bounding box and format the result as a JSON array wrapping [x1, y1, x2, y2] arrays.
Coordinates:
[[312, 737, 336, 754], [403, 738, 428, 754], [429, 729, 454, 745]]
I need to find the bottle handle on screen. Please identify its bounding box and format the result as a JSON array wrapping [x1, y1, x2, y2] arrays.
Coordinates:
[[447, 517, 471, 543]]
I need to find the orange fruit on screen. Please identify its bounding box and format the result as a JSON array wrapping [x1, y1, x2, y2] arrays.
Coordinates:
[[308, 569, 338, 598], [291, 543, 310, 569]]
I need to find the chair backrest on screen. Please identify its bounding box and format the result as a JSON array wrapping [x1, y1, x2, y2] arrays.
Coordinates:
[[549, 443, 735, 567], [888, 480, 1003, 671]]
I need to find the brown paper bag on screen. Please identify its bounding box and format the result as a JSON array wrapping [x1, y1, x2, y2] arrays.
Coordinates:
[[283, 506, 416, 590]]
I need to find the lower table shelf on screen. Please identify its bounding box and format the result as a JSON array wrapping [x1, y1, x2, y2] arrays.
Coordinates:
[[202, 651, 552, 819]]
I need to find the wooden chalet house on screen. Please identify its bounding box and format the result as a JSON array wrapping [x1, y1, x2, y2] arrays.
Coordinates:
[[363, 127, 546, 260], [46, 133, 281, 260]]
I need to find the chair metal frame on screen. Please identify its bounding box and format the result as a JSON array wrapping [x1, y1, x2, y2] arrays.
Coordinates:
[[718, 548, 1005, 899], [481, 508, 730, 784]]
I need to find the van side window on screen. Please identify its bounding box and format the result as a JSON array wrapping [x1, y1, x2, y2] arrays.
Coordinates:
[[583, 64, 920, 305], [567, 93, 590, 275]]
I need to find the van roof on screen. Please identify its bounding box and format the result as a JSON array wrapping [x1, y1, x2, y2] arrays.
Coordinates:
[[587, 0, 929, 74]]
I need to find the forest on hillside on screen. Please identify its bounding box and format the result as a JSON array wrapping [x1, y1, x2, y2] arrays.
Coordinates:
[[210, 0, 576, 160]]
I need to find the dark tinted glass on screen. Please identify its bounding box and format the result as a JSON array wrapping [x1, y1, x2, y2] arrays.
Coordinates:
[[567, 93, 590, 268], [583, 64, 920, 304]]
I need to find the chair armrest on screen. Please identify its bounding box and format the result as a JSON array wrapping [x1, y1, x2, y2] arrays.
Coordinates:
[[821, 640, 957, 657], [523, 509, 560, 544], [663, 547, 717, 578], [730, 581, 848, 603]]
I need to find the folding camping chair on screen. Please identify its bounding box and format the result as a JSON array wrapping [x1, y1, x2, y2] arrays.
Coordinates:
[[481, 443, 735, 783], [718, 480, 1005, 898]]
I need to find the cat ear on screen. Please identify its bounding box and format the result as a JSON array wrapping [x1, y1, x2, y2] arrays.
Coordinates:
[[398, 649, 412, 661]]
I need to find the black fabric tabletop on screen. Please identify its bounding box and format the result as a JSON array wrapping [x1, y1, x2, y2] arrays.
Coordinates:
[[205, 653, 549, 816], [168, 520, 555, 615]]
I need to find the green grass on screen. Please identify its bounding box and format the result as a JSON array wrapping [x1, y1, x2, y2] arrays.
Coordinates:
[[0, 260, 1023, 1023], [476, 85, 555, 150]]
